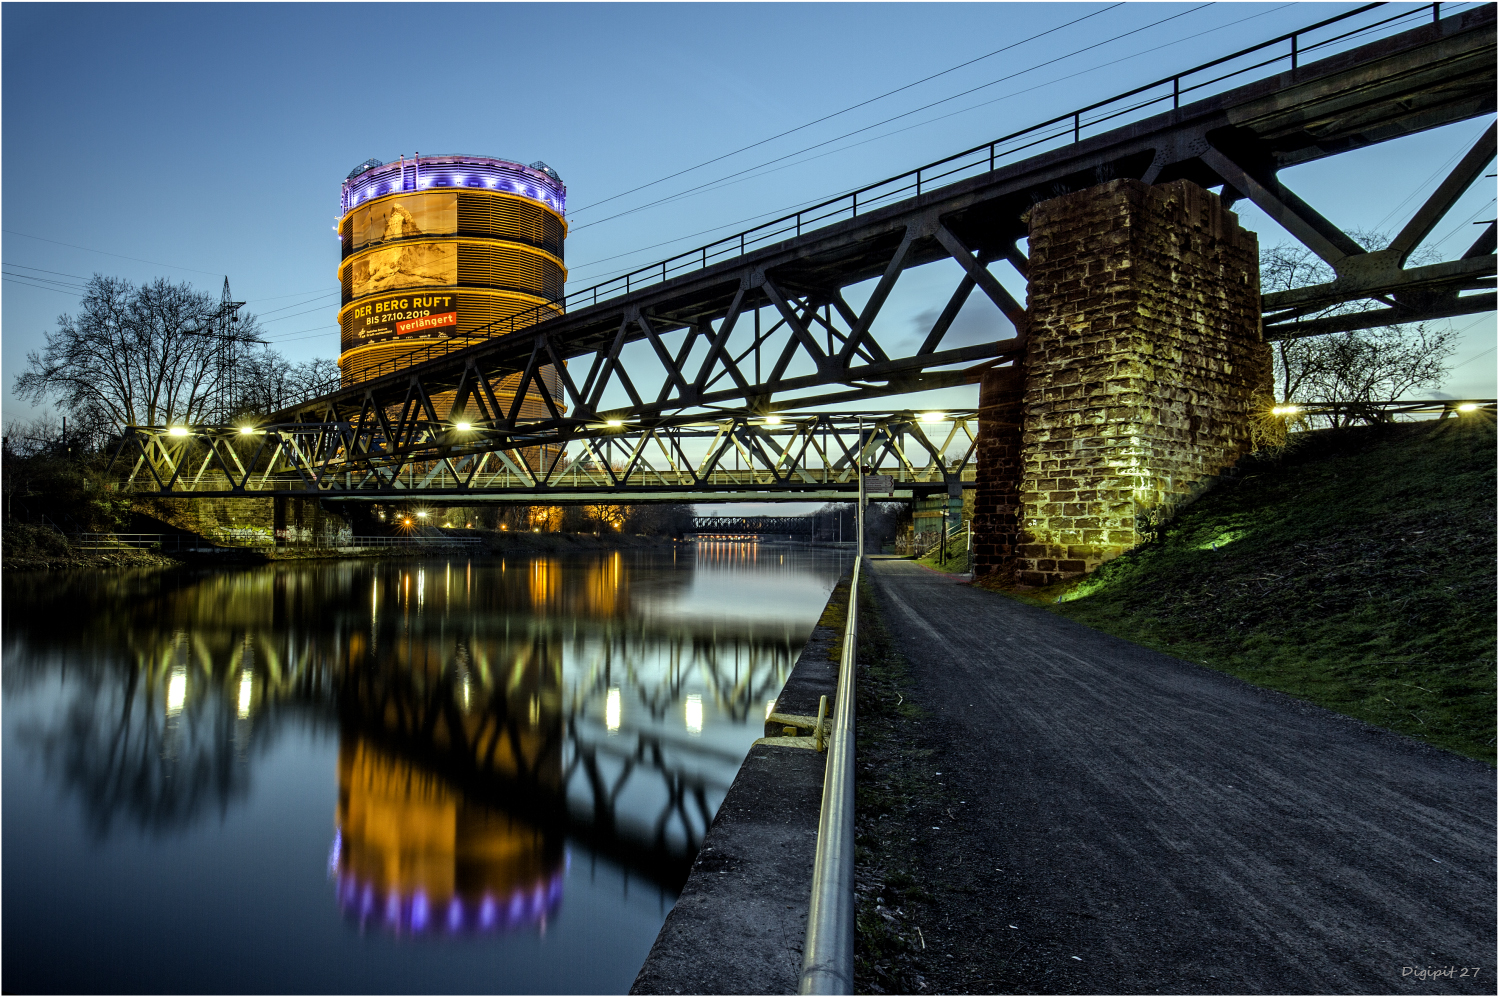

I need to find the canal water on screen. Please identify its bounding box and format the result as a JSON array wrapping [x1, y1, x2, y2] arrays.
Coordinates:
[[2, 544, 850, 994]]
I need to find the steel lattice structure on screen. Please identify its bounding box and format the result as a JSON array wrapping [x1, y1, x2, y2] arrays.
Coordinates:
[[112, 410, 979, 500], [114, 7, 1496, 499]]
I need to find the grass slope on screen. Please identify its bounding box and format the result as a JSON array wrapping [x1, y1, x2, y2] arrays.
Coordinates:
[[978, 417, 1498, 765]]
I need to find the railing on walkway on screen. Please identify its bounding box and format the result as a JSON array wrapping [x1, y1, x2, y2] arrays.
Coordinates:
[[800, 490, 864, 993]]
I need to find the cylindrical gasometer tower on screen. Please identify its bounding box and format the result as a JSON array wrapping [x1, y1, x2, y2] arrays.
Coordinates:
[[336, 154, 568, 419]]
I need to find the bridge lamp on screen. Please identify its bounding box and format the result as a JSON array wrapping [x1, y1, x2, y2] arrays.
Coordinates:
[[921, 411, 945, 423], [454, 422, 472, 431], [417, 511, 428, 518], [168, 426, 190, 437], [605, 419, 624, 428], [764, 415, 782, 425], [239, 425, 256, 435], [1271, 405, 1300, 416], [1458, 402, 1479, 413]]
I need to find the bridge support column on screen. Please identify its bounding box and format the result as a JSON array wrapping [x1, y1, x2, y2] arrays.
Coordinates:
[[972, 367, 1025, 583], [975, 179, 1272, 586]]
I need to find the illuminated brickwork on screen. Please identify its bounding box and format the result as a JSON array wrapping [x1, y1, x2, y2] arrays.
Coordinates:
[[975, 179, 1272, 585]]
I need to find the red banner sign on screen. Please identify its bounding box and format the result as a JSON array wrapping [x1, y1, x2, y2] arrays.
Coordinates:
[[395, 311, 458, 336]]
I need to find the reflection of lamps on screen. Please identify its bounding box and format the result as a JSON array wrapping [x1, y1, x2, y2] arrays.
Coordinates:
[[237, 671, 253, 718], [166, 668, 188, 713], [606, 688, 622, 733], [685, 694, 703, 736]]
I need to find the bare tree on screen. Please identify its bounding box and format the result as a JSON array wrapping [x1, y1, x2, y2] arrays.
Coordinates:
[[229, 347, 340, 417], [1261, 235, 1457, 424], [14, 274, 336, 429]]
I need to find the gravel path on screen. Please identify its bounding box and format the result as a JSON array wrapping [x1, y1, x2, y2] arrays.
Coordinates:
[[863, 558, 1495, 994]]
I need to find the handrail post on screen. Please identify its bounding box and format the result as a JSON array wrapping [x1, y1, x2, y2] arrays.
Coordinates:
[[799, 420, 864, 995]]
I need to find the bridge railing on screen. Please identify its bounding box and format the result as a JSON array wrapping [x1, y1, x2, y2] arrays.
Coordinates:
[[289, 2, 1457, 404]]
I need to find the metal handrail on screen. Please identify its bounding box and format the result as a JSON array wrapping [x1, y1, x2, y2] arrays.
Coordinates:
[[288, 2, 1454, 404], [800, 459, 864, 993]]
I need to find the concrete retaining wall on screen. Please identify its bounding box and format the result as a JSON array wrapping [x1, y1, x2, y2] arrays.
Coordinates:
[[630, 573, 850, 995]]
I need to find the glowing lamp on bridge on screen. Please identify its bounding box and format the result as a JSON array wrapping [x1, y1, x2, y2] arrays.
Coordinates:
[[239, 425, 256, 435], [764, 415, 782, 425], [1271, 405, 1301, 416], [168, 426, 190, 437], [454, 422, 472, 431], [920, 411, 944, 423], [605, 419, 624, 428], [1458, 402, 1479, 412]]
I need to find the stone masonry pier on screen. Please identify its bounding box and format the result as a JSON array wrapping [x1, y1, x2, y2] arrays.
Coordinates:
[[975, 179, 1273, 586]]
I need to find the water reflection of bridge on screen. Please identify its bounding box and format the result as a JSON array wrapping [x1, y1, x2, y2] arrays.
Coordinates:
[[4, 554, 817, 908]]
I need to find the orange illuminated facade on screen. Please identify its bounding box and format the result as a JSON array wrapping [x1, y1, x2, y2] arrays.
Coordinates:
[[335, 154, 568, 437]]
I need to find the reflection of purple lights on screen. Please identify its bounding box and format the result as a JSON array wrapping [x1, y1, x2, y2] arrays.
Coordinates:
[[334, 868, 565, 936], [327, 831, 342, 875], [341, 155, 565, 217]]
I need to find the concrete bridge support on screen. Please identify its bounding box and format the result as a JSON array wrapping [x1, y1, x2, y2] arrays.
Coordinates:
[[974, 179, 1272, 586], [132, 494, 353, 546]]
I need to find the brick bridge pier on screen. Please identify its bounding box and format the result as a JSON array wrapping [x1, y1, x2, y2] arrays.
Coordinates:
[[973, 178, 1272, 586]]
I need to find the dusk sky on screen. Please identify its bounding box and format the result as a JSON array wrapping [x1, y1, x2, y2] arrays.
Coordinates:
[[4, 1, 1495, 446]]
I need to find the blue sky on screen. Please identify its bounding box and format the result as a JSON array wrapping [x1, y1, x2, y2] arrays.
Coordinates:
[[4, 0, 1495, 452]]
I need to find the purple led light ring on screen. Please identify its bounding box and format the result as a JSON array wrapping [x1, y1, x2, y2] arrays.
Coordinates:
[[342, 155, 566, 218]]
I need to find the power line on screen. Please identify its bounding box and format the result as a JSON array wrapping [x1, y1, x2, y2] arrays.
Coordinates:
[[2, 276, 85, 296], [569, 1, 1292, 282], [2, 229, 225, 277], [4, 262, 93, 282], [2, 271, 88, 291], [252, 290, 340, 318], [246, 286, 340, 303], [570, 2, 1218, 234], [566, 3, 1126, 219], [1449, 344, 1497, 370]]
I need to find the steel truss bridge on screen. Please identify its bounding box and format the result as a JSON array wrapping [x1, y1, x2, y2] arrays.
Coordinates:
[[688, 517, 816, 536], [116, 5, 1495, 501], [114, 410, 979, 501]]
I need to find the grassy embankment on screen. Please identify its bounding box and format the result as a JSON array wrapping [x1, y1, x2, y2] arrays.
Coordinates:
[[1, 523, 181, 571], [968, 417, 1496, 764]]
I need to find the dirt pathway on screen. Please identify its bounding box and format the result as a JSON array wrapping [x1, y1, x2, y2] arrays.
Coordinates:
[[856, 558, 1494, 994]]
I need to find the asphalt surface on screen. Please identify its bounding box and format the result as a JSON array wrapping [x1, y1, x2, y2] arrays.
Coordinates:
[[866, 558, 1495, 994]]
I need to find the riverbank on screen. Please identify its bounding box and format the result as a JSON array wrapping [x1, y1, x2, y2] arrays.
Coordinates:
[[1, 523, 181, 571], [1, 523, 687, 572]]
